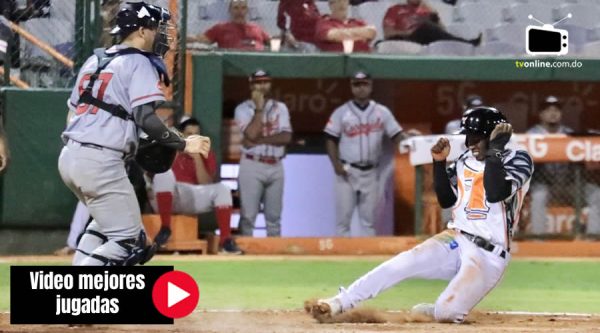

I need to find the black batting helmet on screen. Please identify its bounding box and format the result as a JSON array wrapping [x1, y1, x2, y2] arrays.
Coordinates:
[[459, 106, 507, 137], [110, 1, 172, 57]]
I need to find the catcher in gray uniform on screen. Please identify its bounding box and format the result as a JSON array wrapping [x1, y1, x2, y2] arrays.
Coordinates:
[[59, 2, 209, 266]]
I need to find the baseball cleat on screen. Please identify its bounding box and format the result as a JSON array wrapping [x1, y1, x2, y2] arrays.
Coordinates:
[[411, 303, 435, 319], [315, 297, 343, 317], [219, 238, 243, 255]]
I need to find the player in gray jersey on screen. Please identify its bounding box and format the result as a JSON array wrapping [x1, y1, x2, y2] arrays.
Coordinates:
[[324, 71, 419, 236], [234, 70, 292, 237], [58, 2, 209, 266]]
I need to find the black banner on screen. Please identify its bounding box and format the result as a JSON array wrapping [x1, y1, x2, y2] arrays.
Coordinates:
[[10, 266, 174, 324]]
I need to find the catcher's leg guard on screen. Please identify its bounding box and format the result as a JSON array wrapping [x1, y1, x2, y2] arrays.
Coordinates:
[[75, 224, 150, 266]]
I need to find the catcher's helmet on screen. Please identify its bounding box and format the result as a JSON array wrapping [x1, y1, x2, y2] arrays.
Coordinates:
[[459, 106, 507, 137], [110, 1, 172, 57]]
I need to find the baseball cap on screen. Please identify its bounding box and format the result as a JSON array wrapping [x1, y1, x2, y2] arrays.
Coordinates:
[[249, 69, 271, 83], [541, 95, 562, 109], [464, 94, 483, 109], [351, 71, 371, 83], [178, 117, 200, 132]]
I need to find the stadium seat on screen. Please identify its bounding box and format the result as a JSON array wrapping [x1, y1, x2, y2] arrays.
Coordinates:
[[428, 0, 454, 25], [477, 41, 522, 56], [446, 22, 483, 40], [353, 1, 392, 41], [556, 4, 600, 29], [424, 40, 474, 56], [254, 2, 280, 36], [453, 3, 504, 29], [580, 40, 600, 58], [555, 23, 593, 51], [21, 18, 73, 58], [503, 3, 553, 25], [489, 23, 529, 44], [315, 1, 330, 16], [50, 0, 75, 20], [187, 0, 209, 21], [376, 40, 422, 55], [205, 0, 231, 21], [187, 19, 221, 37]]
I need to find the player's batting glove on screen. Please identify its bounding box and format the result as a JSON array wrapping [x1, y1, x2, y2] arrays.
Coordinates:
[[489, 132, 511, 151], [487, 124, 512, 158], [184, 135, 211, 158], [154, 226, 172, 247]]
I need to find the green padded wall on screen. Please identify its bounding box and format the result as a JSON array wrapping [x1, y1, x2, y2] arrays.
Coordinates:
[[1, 88, 76, 227]]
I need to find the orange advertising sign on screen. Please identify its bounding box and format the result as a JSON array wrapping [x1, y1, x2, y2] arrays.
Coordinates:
[[513, 135, 600, 162]]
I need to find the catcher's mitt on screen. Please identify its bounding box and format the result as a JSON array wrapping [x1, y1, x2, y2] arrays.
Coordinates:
[[135, 137, 177, 174]]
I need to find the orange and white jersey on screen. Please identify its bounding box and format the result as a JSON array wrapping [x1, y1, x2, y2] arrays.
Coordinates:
[[446, 149, 534, 250]]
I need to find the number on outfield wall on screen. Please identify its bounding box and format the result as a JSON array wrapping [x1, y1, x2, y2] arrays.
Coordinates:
[[319, 238, 334, 251]]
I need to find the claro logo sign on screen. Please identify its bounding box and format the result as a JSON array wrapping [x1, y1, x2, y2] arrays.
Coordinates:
[[514, 135, 600, 162], [565, 140, 600, 161]]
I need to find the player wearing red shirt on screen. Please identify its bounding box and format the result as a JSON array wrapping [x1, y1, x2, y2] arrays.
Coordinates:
[[188, 0, 270, 51], [314, 0, 376, 53], [149, 118, 242, 254], [277, 0, 321, 44], [383, 0, 481, 46]]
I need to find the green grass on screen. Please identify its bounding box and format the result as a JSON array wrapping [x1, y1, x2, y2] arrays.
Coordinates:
[[1, 259, 599, 313]]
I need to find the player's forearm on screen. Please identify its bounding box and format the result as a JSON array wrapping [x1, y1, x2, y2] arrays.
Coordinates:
[[187, 34, 211, 44], [192, 157, 214, 184], [392, 131, 407, 146], [133, 103, 185, 150], [483, 156, 512, 203], [243, 113, 264, 141], [433, 160, 457, 208], [256, 132, 292, 146], [327, 26, 376, 42], [326, 138, 343, 168]]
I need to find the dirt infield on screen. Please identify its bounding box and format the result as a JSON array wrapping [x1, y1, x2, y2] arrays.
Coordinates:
[[1, 310, 599, 332]]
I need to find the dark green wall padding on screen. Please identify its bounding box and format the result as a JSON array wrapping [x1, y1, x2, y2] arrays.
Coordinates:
[[1, 88, 76, 227]]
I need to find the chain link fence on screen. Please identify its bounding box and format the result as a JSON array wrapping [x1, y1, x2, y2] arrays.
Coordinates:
[[519, 161, 600, 239], [0, 0, 189, 117]]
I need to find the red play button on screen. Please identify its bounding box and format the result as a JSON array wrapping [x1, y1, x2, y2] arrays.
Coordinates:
[[152, 271, 199, 319]]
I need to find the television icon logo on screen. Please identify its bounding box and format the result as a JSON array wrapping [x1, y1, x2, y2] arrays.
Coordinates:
[[526, 13, 571, 56]]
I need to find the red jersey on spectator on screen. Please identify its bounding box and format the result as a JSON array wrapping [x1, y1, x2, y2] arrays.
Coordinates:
[[204, 22, 270, 51], [314, 15, 372, 52], [172, 151, 217, 185], [383, 4, 434, 32], [277, 0, 320, 43]]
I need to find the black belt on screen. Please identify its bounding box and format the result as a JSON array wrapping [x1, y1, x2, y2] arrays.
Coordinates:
[[70, 140, 127, 159], [340, 160, 377, 171], [80, 142, 105, 150], [460, 230, 507, 259]]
